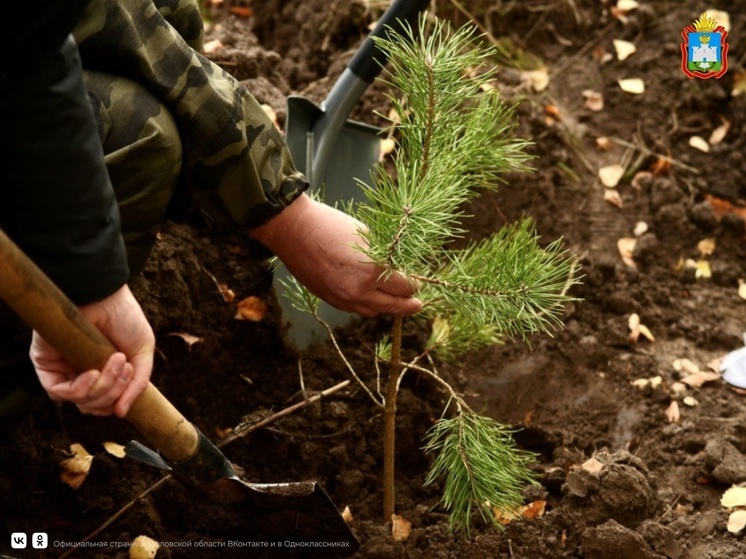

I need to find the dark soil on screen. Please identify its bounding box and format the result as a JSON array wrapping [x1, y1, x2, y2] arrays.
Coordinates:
[[3, 1, 746, 558]]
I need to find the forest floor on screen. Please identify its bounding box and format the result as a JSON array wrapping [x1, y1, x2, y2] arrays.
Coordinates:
[[2, 1, 746, 558]]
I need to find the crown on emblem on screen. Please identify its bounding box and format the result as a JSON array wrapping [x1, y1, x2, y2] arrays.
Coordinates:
[[693, 12, 718, 33]]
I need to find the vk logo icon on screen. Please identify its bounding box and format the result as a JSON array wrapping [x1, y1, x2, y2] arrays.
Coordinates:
[[11, 532, 27, 549]]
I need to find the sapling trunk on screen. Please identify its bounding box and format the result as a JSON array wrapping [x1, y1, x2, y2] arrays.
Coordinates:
[[382, 314, 403, 520], [281, 14, 580, 533]]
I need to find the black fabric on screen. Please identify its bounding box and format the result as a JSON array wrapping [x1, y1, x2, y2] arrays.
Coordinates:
[[0, 36, 129, 305], [1, 0, 92, 78]]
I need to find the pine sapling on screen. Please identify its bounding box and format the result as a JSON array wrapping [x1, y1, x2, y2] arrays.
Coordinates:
[[282, 14, 579, 532]]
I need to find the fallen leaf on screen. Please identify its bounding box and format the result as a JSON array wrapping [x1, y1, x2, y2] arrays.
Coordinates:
[[697, 238, 716, 257], [202, 38, 223, 54], [234, 296, 269, 322], [228, 6, 253, 17], [650, 156, 671, 176], [600, 164, 625, 187], [391, 514, 412, 541], [694, 260, 711, 279], [218, 283, 236, 303], [683, 396, 699, 407], [721, 486, 746, 508], [680, 371, 721, 388], [689, 136, 710, 153], [705, 9, 730, 31], [167, 332, 203, 349], [618, 78, 645, 94], [616, 0, 640, 10], [673, 358, 700, 375], [60, 443, 93, 490], [728, 510, 746, 534], [613, 39, 637, 61], [582, 90, 604, 111], [631, 171, 654, 191], [604, 189, 623, 208], [596, 136, 613, 151], [709, 118, 731, 145], [520, 500, 546, 520], [380, 137, 396, 159], [521, 68, 549, 92], [739, 279, 746, 300], [671, 382, 687, 396], [129, 535, 160, 559], [665, 401, 680, 423], [733, 72, 746, 97], [618, 237, 637, 269], [215, 426, 232, 439], [524, 409, 534, 425], [633, 221, 649, 236], [103, 442, 126, 459], [703, 194, 746, 222], [342, 506, 354, 524], [581, 457, 604, 474], [632, 376, 662, 390]]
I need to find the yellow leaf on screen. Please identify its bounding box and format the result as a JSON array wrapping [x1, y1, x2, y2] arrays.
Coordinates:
[[633, 221, 649, 236], [616, 0, 640, 10], [234, 296, 269, 322], [638, 324, 655, 342], [129, 535, 160, 559], [103, 442, 126, 459], [599, 164, 625, 187], [689, 136, 710, 153], [520, 68, 549, 92], [60, 443, 93, 490], [613, 39, 636, 61], [728, 510, 746, 534], [694, 260, 711, 279], [682, 396, 699, 407], [618, 78, 645, 94], [721, 486, 746, 508], [391, 514, 412, 541]]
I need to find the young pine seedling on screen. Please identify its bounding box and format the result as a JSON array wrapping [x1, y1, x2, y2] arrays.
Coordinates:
[[283, 14, 579, 533]]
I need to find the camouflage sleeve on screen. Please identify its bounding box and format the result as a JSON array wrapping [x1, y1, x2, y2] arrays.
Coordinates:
[[73, 0, 308, 228]]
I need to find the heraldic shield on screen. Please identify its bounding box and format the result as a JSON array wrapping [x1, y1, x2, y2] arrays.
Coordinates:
[[681, 12, 728, 79]]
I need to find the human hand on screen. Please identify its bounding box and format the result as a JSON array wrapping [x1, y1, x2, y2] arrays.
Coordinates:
[[30, 284, 155, 417], [251, 193, 422, 317]]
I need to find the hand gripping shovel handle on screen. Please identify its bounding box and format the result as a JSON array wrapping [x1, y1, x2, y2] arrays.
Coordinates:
[[347, 0, 431, 84], [0, 229, 199, 462]]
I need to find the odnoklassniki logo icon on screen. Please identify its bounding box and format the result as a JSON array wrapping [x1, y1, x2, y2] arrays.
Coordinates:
[[681, 12, 728, 79]]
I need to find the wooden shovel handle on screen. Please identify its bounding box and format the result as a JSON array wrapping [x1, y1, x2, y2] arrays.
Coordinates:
[[0, 229, 198, 461]]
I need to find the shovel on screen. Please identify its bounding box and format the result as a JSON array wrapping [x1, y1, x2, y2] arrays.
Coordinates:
[[278, 0, 430, 350], [0, 229, 358, 553]]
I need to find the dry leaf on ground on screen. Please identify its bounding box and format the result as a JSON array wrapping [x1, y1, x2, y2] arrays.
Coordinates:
[[581, 457, 604, 474], [613, 39, 636, 61], [738, 279, 746, 300], [680, 371, 721, 388], [234, 296, 269, 322], [60, 443, 93, 490], [628, 313, 654, 342], [342, 506, 354, 524], [599, 164, 625, 187], [673, 358, 700, 375], [710, 118, 731, 145], [520, 500, 547, 520], [618, 237, 637, 269], [633, 221, 649, 236], [694, 260, 711, 279], [721, 486, 746, 508], [129, 535, 160, 559], [689, 136, 710, 153], [520, 68, 549, 92], [391, 514, 412, 541], [166, 332, 203, 349], [683, 396, 699, 407], [596, 136, 613, 151], [631, 376, 662, 390], [218, 283, 235, 303], [665, 401, 680, 423], [618, 78, 645, 94], [103, 442, 126, 459], [582, 90, 604, 111], [697, 238, 716, 257], [604, 189, 623, 208], [728, 510, 746, 534]]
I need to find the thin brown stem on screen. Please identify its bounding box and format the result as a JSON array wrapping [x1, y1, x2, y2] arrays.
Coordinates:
[[383, 314, 403, 521]]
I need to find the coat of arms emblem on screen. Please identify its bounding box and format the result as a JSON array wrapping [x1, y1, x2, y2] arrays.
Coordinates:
[[681, 12, 728, 79]]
